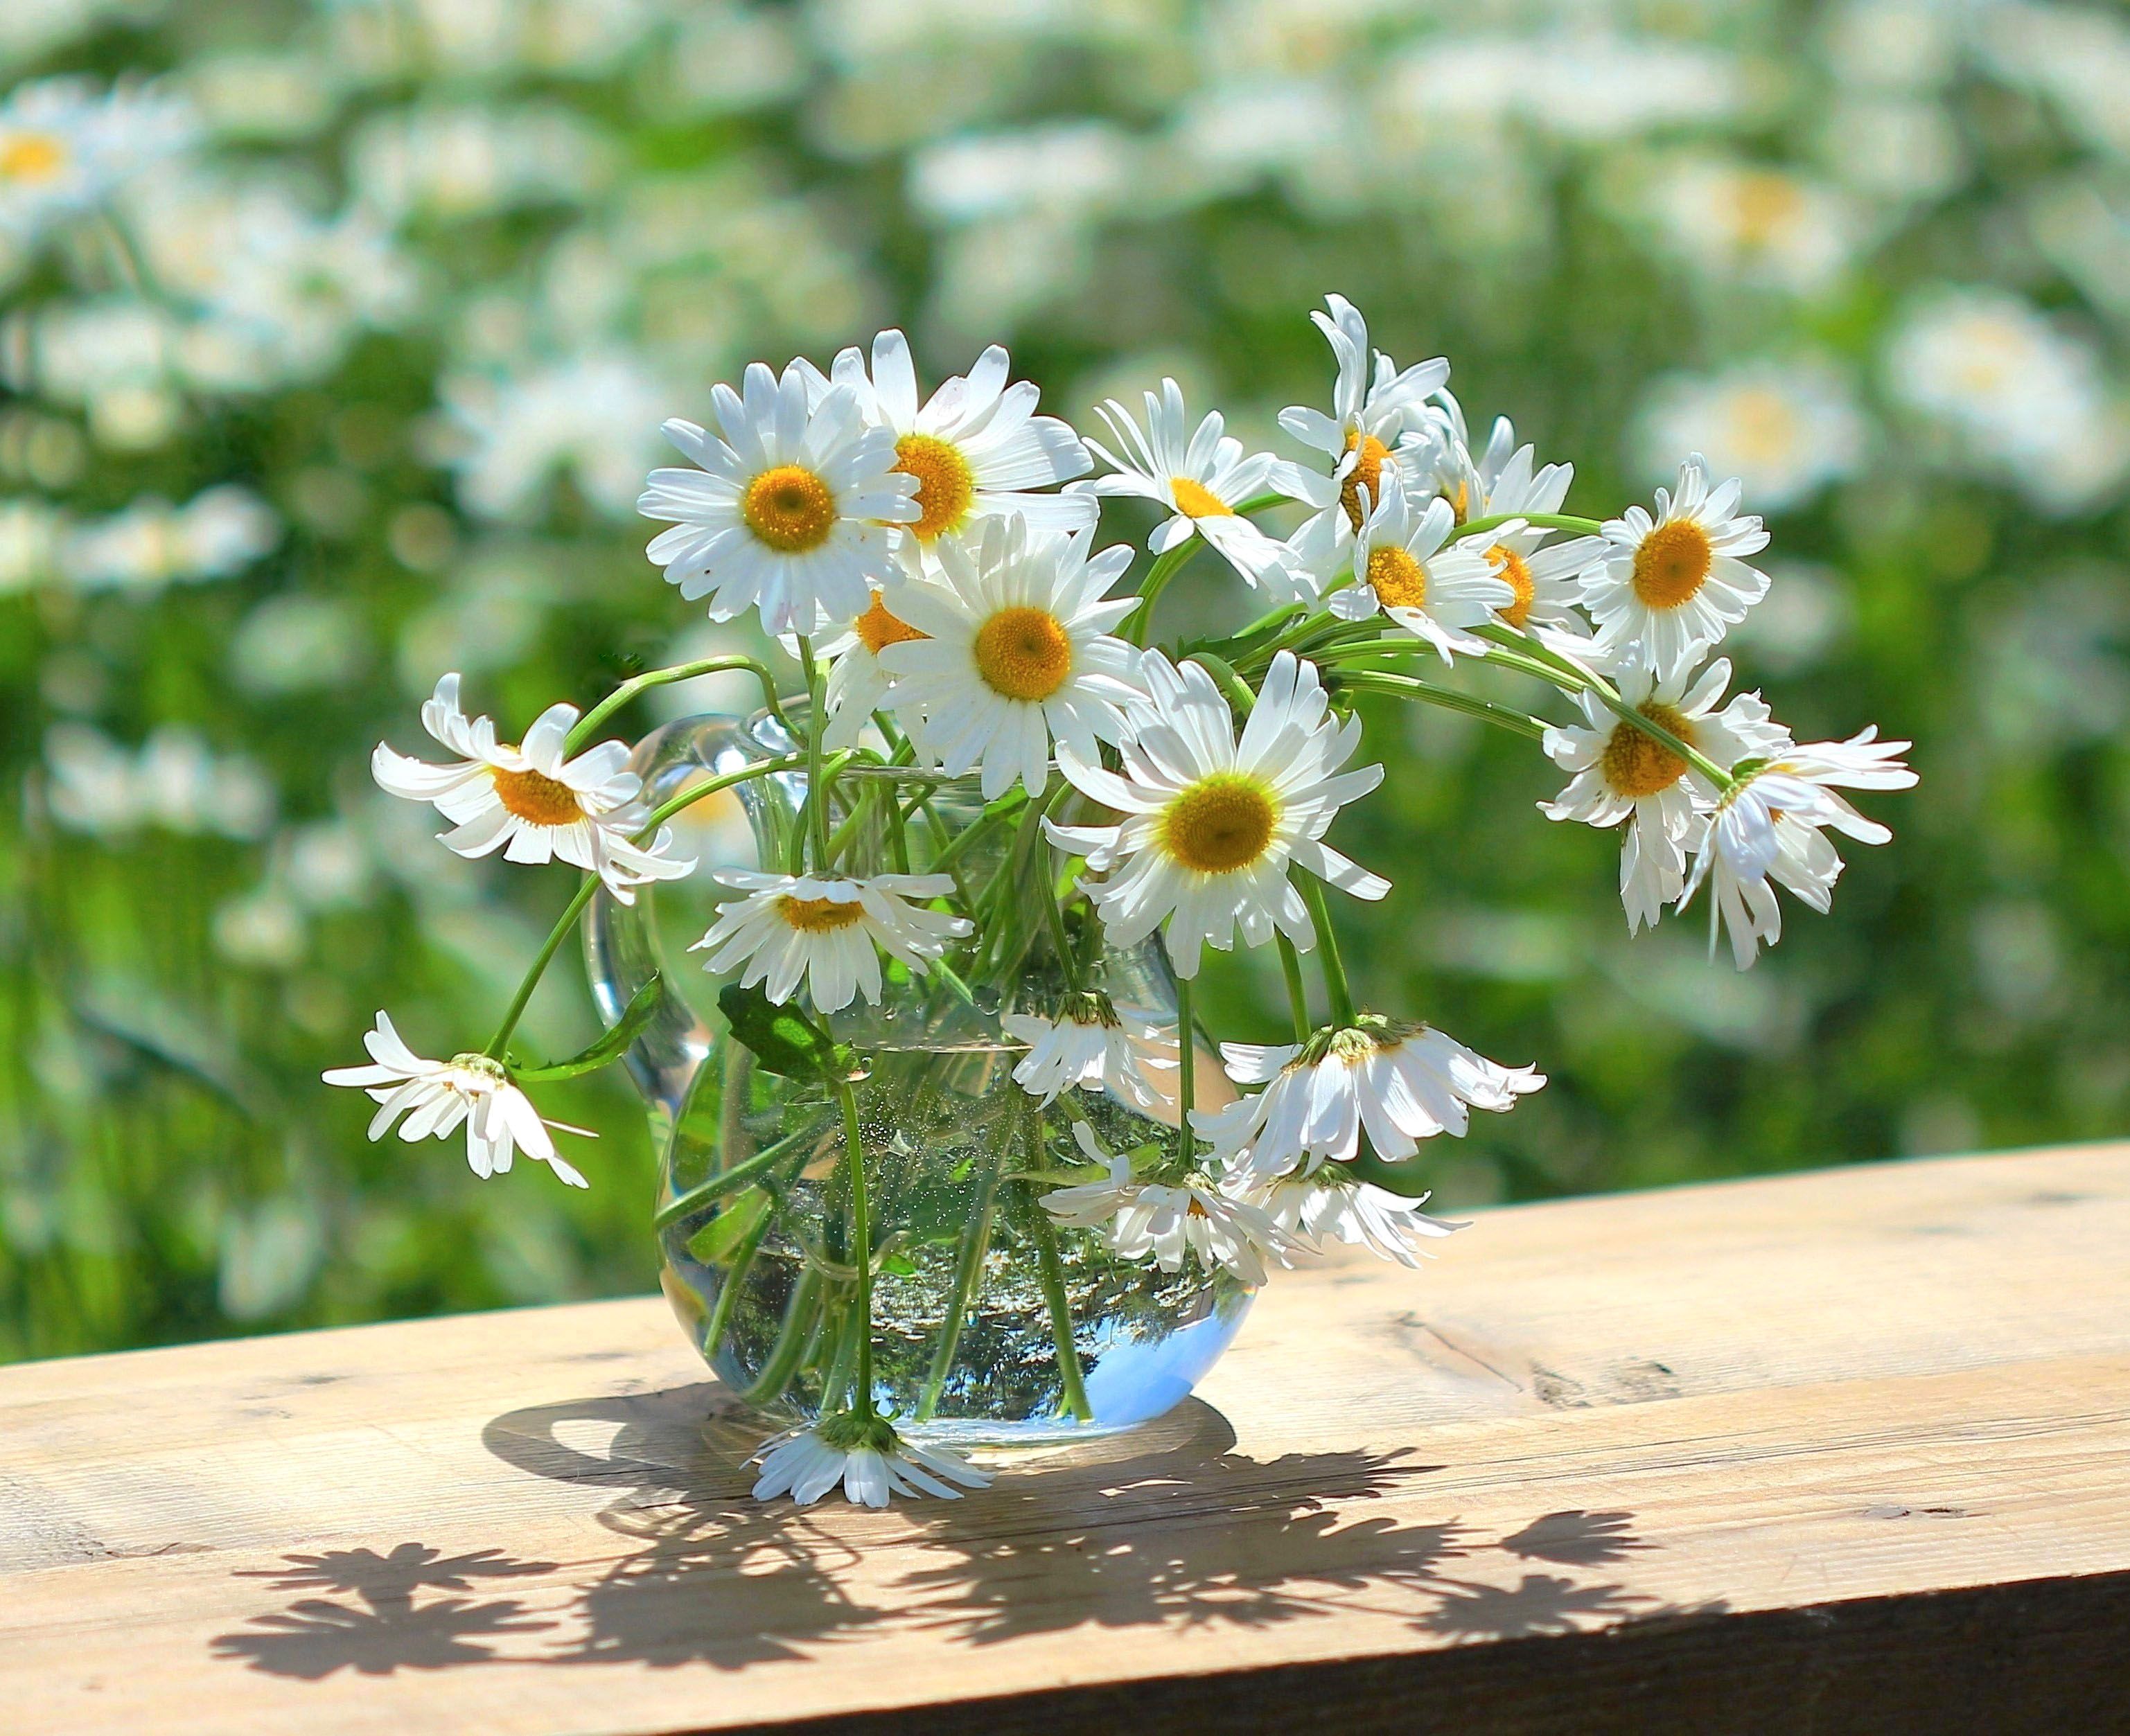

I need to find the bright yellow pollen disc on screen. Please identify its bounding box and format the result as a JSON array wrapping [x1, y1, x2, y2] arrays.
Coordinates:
[[778, 894, 866, 932], [741, 463, 837, 553], [854, 590, 926, 655], [974, 606, 1073, 702], [892, 433, 975, 540], [1161, 774, 1278, 875], [1601, 702, 1693, 799], [1339, 432, 1391, 530], [491, 767, 585, 827], [1731, 170, 1804, 246], [0, 134, 67, 182], [1488, 544, 1535, 628], [1630, 520, 1714, 610], [1170, 477, 1233, 520], [1367, 544, 1427, 610]]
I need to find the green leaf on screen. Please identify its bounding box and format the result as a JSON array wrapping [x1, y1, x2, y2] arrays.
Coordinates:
[[515, 974, 664, 1081], [717, 982, 854, 1081], [878, 1251, 917, 1278], [685, 1187, 770, 1266]]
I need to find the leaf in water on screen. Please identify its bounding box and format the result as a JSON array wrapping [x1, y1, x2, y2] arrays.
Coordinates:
[[717, 982, 854, 1081], [685, 1187, 769, 1266]]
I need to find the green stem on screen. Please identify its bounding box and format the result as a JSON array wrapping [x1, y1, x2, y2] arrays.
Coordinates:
[[485, 876, 598, 1058], [639, 752, 806, 831], [1329, 671, 1549, 741], [737, 1264, 823, 1406], [1297, 876, 1357, 1027], [652, 1121, 822, 1230], [701, 1204, 773, 1355], [1174, 971, 1196, 1166], [1020, 1173, 1093, 1423], [1452, 510, 1605, 544], [1125, 536, 1199, 647], [917, 1128, 1010, 1421], [836, 1081, 876, 1423], [1277, 932, 1312, 1045], [566, 655, 789, 754], [1187, 649, 1257, 718], [796, 638, 831, 873]]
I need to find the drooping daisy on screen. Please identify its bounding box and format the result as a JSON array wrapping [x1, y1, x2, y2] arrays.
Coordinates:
[[637, 361, 919, 637], [816, 585, 931, 751], [1041, 1155, 1295, 1285], [1001, 991, 1177, 1111], [1681, 729, 1917, 969], [1278, 293, 1449, 533], [1579, 452, 1770, 678], [1538, 655, 1786, 934], [800, 329, 1094, 550], [1046, 650, 1389, 978], [1078, 378, 1292, 589], [1328, 472, 1513, 662], [691, 869, 969, 1013], [372, 674, 695, 903], [1244, 1173, 1463, 1270], [874, 516, 1143, 799], [324, 1012, 590, 1188], [1193, 1016, 1544, 1184], [750, 1412, 991, 1508]]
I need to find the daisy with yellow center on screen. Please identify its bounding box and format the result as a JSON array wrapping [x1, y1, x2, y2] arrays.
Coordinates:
[[1041, 1151, 1298, 1286], [371, 674, 694, 903], [1080, 378, 1293, 590], [1538, 655, 1788, 933], [1580, 452, 1771, 678], [1047, 650, 1389, 979], [800, 329, 1095, 549], [815, 585, 932, 750], [1326, 472, 1513, 662], [874, 515, 1145, 799], [638, 360, 918, 637], [691, 869, 970, 1014], [0, 76, 193, 243]]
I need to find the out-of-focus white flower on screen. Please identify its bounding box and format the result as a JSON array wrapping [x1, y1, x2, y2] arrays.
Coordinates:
[[0, 77, 193, 242], [1682, 731, 1918, 969], [1540, 655, 1788, 934], [0, 499, 65, 593], [44, 724, 275, 841], [692, 870, 969, 1013], [1002, 993, 1177, 1110], [1383, 34, 1743, 145], [1819, 96, 1964, 204], [1080, 378, 1293, 591], [60, 486, 279, 593], [908, 121, 1134, 226], [441, 352, 669, 522], [1581, 454, 1771, 678], [750, 1414, 990, 1508], [639, 360, 918, 637], [1641, 156, 1860, 296], [1637, 360, 1868, 514], [324, 1012, 591, 1188], [350, 102, 616, 220], [1977, 1, 2130, 161], [1048, 651, 1388, 979], [373, 674, 694, 902], [877, 516, 1143, 800], [213, 887, 307, 971]]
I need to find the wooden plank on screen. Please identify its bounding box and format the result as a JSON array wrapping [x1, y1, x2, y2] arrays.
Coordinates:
[[1, 1144, 2126, 1734]]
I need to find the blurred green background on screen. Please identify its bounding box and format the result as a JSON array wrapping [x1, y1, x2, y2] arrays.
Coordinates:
[[3, 0, 2126, 1361]]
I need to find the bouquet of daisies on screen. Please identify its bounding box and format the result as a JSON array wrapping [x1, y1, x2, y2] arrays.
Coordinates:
[[328, 296, 1914, 1507]]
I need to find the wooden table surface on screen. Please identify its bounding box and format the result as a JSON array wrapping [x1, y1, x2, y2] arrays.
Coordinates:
[[4, 1143, 2128, 1735]]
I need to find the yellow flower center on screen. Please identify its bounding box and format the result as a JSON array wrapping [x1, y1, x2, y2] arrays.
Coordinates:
[[0, 134, 67, 184], [741, 463, 837, 553], [1339, 431, 1391, 530], [778, 894, 865, 932], [1601, 703, 1694, 799], [892, 433, 975, 540], [1170, 477, 1233, 520], [1366, 544, 1427, 611], [1630, 520, 1714, 611], [1446, 476, 1470, 526], [973, 606, 1073, 701], [1488, 544, 1534, 628], [853, 590, 927, 655], [492, 768, 586, 827], [1730, 170, 1804, 247], [1726, 387, 1800, 468], [1161, 773, 1278, 875]]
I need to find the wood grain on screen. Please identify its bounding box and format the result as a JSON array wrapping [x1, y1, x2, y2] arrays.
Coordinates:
[[3, 1144, 2127, 1734]]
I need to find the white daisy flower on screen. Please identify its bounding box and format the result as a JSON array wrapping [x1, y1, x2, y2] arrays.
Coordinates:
[[1046, 650, 1389, 979], [1246, 1173, 1463, 1270], [1193, 1018, 1544, 1184], [638, 360, 919, 637], [0, 78, 193, 242], [1001, 991, 1178, 1111], [874, 516, 1144, 800], [1041, 1154, 1296, 1286], [323, 1012, 590, 1189], [816, 585, 932, 751], [1682, 729, 1917, 969], [1329, 472, 1513, 663], [800, 328, 1094, 549], [372, 674, 695, 904], [1538, 655, 1788, 935], [1278, 293, 1449, 523], [1078, 378, 1292, 590], [1580, 452, 1770, 678], [690, 869, 970, 1014], [750, 1413, 990, 1508]]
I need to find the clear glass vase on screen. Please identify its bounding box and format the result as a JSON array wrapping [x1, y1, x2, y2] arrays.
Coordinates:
[[584, 709, 1251, 1445]]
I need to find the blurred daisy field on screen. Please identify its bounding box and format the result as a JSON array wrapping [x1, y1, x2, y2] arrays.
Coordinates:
[[3, 0, 2126, 1360]]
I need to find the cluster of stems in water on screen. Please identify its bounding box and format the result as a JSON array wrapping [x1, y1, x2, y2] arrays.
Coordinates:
[[479, 514, 1741, 1428]]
